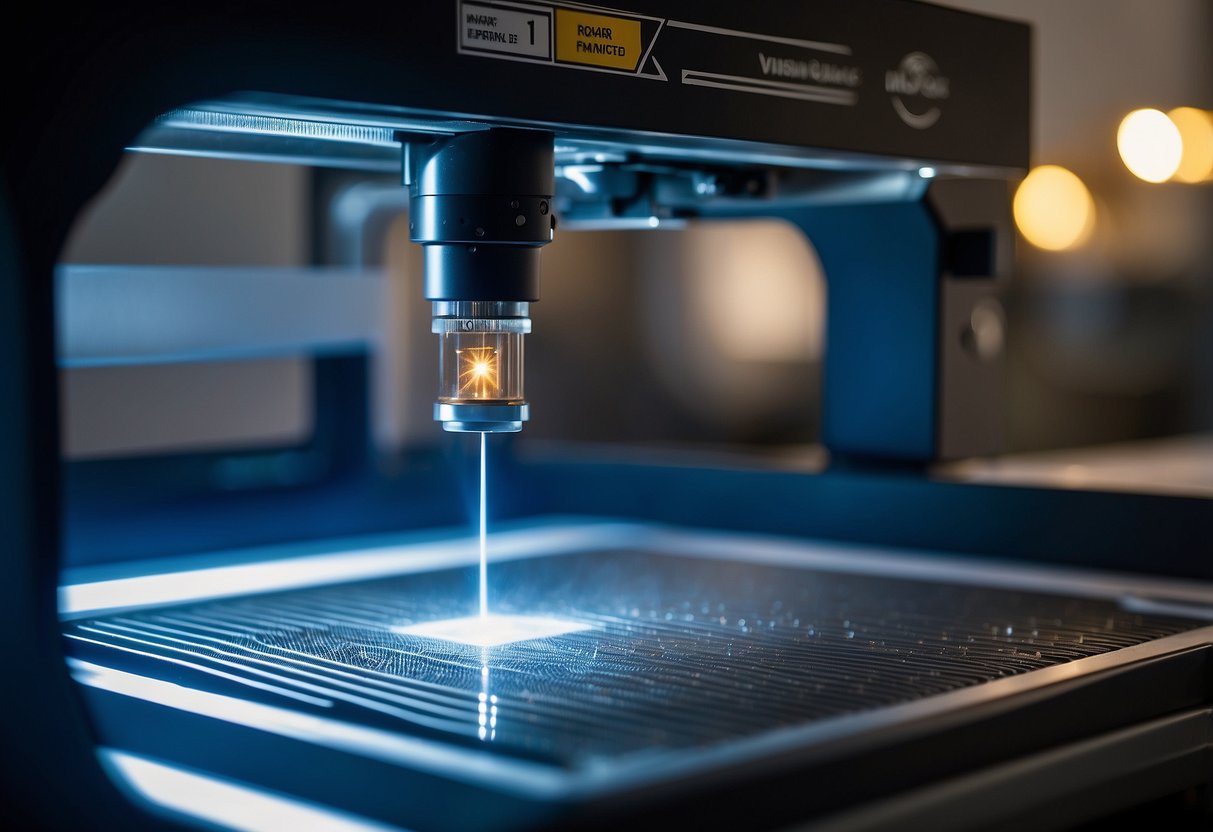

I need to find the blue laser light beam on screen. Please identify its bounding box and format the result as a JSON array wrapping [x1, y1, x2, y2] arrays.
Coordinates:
[[480, 431, 488, 619]]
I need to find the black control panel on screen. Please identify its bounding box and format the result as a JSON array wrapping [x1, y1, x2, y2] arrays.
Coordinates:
[[428, 0, 1029, 169]]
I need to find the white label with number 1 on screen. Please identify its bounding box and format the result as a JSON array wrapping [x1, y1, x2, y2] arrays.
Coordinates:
[[460, 2, 551, 60]]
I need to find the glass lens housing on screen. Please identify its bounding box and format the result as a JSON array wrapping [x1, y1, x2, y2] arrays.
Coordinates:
[[432, 303, 530, 408], [437, 328, 525, 404]]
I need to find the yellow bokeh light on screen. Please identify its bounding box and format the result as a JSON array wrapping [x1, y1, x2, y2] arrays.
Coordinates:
[[1012, 165, 1095, 251], [1117, 108, 1183, 183], [1167, 107, 1213, 183]]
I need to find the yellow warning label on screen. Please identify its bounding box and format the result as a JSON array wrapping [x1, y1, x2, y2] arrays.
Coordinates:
[[555, 9, 642, 71]]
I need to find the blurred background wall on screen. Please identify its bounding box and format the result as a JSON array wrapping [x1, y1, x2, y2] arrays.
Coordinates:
[[945, 0, 1213, 449]]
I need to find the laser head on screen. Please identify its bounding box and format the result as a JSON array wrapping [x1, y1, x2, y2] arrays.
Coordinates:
[[408, 128, 555, 433]]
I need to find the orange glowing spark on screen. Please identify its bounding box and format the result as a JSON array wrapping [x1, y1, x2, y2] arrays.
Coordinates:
[[457, 346, 499, 399]]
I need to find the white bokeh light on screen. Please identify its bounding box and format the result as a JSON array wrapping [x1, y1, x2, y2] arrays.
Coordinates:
[[1117, 108, 1183, 183]]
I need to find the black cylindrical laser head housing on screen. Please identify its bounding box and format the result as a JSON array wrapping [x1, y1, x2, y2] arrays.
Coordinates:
[[409, 127, 555, 302], [408, 128, 555, 433]]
